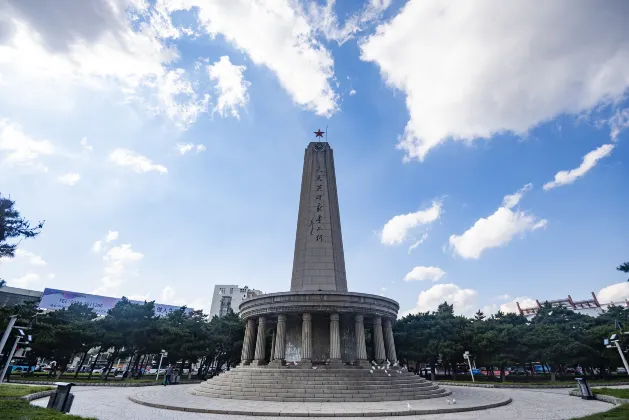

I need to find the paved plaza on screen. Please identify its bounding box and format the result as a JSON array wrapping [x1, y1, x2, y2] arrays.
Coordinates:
[[31, 384, 615, 419]]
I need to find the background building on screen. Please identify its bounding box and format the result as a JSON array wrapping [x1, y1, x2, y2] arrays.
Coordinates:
[[0, 285, 42, 308], [209, 285, 263, 318], [517, 292, 629, 317]]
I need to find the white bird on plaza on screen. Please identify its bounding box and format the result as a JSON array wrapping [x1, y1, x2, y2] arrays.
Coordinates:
[[452, 398, 456, 405], [369, 370, 374, 374], [407, 402, 412, 410], [312, 367, 317, 370], [387, 373, 391, 376]]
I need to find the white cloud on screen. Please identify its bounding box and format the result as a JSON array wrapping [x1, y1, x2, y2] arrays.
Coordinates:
[[158, 285, 209, 311], [381, 201, 441, 245], [109, 148, 167, 173], [403, 266, 446, 283], [80, 137, 93, 152], [309, 0, 393, 45], [404, 283, 478, 316], [0, 119, 54, 170], [501, 297, 537, 314], [502, 183, 532, 209], [360, 1, 629, 161], [14, 249, 47, 266], [57, 172, 81, 186], [161, 285, 176, 302], [609, 108, 629, 141], [407, 232, 428, 254], [349, 89, 357, 96], [207, 56, 250, 118], [543, 144, 615, 190], [9, 273, 40, 288], [164, 0, 338, 116], [1, 249, 47, 266], [598, 282, 629, 305], [47, 273, 56, 280], [176, 143, 206, 155], [0, 0, 208, 128], [94, 243, 144, 295], [449, 184, 547, 259], [105, 230, 119, 242], [92, 240, 102, 253]]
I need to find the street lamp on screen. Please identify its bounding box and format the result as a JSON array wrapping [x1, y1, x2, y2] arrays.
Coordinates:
[[605, 333, 629, 375], [155, 350, 168, 381], [463, 351, 475, 383], [0, 330, 32, 383]]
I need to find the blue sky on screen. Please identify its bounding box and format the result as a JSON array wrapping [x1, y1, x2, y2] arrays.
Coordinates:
[[0, 0, 628, 316]]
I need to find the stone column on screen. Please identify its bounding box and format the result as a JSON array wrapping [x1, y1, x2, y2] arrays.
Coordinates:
[[383, 318, 398, 364], [300, 313, 312, 367], [253, 316, 267, 365], [373, 316, 386, 363], [270, 314, 287, 366], [270, 330, 276, 361], [354, 314, 370, 367], [241, 318, 256, 365], [329, 313, 341, 365]]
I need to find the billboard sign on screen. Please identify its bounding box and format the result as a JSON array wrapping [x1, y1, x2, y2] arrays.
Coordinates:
[[39, 288, 193, 317]]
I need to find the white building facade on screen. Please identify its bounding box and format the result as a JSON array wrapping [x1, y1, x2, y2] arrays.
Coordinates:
[[209, 285, 263, 318]]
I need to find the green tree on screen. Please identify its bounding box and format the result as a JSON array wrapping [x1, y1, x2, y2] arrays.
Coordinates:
[[29, 303, 97, 378], [0, 194, 43, 259], [617, 262, 629, 280]]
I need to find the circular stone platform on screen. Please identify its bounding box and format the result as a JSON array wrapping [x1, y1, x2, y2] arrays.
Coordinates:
[[238, 291, 399, 319], [129, 385, 512, 417]]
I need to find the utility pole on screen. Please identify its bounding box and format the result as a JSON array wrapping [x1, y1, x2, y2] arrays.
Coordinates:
[[0, 315, 17, 357], [0, 336, 21, 383]]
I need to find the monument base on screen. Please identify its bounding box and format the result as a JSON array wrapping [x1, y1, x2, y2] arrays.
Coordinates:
[[298, 359, 312, 369], [354, 359, 371, 368]]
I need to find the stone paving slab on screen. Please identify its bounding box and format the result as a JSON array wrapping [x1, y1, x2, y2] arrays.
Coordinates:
[[31, 384, 615, 419], [128, 385, 510, 416]]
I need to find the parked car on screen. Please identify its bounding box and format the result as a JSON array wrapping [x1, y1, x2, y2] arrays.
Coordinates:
[[617, 367, 627, 374], [91, 368, 104, 374]]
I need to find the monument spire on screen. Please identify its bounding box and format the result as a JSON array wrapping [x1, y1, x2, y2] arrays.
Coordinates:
[[290, 134, 347, 292]]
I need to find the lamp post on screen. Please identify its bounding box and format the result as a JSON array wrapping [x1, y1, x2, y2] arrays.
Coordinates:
[[605, 334, 629, 374], [0, 315, 17, 357], [0, 330, 32, 383], [155, 350, 168, 381], [463, 351, 475, 382]]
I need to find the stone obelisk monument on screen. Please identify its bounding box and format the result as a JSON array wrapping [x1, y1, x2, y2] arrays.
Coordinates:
[[190, 132, 451, 403], [291, 140, 347, 292]]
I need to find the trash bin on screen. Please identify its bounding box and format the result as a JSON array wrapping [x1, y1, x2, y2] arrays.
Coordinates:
[[575, 377, 594, 400], [46, 382, 75, 413]]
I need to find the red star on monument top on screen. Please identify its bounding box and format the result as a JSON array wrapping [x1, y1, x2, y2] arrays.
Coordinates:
[[314, 129, 325, 138]]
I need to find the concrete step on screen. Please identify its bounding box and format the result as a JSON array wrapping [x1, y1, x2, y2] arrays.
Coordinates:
[[200, 382, 436, 391], [190, 388, 448, 402], [209, 379, 428, 386], [197, 385, 442, 395]]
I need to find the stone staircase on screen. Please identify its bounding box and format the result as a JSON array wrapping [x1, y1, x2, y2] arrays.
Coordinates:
[[190, 367, 451, 402]]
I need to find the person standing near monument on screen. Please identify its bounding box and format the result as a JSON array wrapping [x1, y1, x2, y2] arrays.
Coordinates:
[[163, 364, 173, 385]]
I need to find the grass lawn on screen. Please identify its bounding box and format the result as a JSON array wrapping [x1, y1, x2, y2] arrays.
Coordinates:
[[0, 400, 95, 419], [593, 388, 629, 399], [0, 385, 56, 398], [570, 404, 629, 419]]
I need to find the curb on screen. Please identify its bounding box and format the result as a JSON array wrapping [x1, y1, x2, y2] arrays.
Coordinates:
[[127, 394, 512, 417], [1, 390, 56, 401], [5, 380, 202, 387], [437, 381, 629, 389], [569, 389, 629, 405]]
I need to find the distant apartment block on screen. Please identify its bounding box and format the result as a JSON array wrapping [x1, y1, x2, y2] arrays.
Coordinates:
[[209, 285, 263, 318]]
